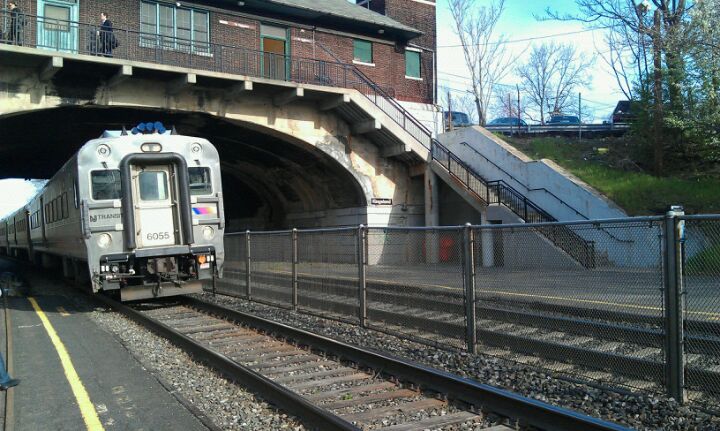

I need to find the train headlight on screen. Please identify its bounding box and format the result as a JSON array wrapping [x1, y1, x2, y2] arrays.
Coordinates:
[[190, 143, 203, 154], [97, 144, 111, 159], [141, 143, 162, 152], [97, 233, 112, 249], [202, 226, 215, 240]]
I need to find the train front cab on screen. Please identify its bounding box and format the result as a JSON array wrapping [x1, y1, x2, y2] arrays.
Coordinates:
[[95, 151, 219, 301]]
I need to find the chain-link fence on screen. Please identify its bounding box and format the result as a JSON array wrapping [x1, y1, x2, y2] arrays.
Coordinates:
[[216, 233, 248, 298], [296, 228, 360, 323], [681, 216, 720, 405], [365, 227, 467, 349], [213, 214, 720, 408], [473, 219, 667, 393], [248, 231, 293, 308]]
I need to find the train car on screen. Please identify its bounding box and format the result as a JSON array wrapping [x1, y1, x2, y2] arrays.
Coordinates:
[[0, 219, 7, 255], [6, 207, 30, 259], [2, 123, 225, 301]]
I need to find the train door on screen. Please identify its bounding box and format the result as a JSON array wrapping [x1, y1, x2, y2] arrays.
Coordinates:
[[131, 165, 179, 248]]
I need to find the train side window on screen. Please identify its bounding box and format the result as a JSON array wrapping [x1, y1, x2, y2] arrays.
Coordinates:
[[73, 181, 79, 208], [62, 192, 68, 219], [188, 167, 212, 196], [91, 170, 122, 201]]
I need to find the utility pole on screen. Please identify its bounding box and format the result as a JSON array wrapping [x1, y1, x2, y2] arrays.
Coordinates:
[[578, 92, 582, 141], [508, 93, 513, 134], [447, 90, 453, 132], [517, 84, 521, 135]]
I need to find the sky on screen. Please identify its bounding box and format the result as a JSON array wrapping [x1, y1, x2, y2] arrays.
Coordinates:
[[434, 0, 625, 122], [0, 179, 45, 219]]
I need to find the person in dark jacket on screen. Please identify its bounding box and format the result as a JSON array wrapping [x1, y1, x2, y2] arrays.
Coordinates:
[[98, 12, 113, 57], [6, 1, 24, 45], [0, 288, 19, 391]]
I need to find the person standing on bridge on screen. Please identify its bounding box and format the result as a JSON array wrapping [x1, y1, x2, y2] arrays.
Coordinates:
[[5, 1, 24, 46], [0, 288, 18, 391], [98, 12, 114, 57]]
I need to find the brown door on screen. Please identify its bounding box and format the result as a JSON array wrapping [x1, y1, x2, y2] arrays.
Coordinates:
[[262, 38, 286, 80]]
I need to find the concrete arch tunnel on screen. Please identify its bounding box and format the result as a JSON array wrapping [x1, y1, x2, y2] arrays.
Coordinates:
[[0, 106, 374, 230]]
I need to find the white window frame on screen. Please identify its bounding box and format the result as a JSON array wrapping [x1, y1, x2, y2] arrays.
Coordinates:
[[404, 47, 422, 80]]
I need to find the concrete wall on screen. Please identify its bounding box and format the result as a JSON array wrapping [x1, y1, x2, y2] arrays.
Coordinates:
[[0, 56, 427, 230], [439, 127, 628, 221], [438, 181, 482, 226], [438, 127, 658, 267], [398, 100, 442, 138], [482, 206, 580, 269]]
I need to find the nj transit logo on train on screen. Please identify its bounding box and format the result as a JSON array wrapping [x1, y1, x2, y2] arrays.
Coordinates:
[[192, 206, 217, 216]]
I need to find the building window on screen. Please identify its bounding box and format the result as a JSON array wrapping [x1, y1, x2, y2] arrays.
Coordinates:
[[353, 39, 373, 64], [405, 49, 421, 79], [139, 1, 210, 53]]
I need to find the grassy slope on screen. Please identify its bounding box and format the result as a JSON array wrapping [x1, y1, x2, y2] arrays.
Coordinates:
[[504, 137, 720, 216]]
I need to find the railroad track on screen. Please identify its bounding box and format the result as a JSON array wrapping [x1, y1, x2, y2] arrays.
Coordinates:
[[96, 295, 629, 431], [216, 269, 720, 393]]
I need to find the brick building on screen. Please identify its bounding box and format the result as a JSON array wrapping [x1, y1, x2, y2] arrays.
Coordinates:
[[5, 0, 437, 126]]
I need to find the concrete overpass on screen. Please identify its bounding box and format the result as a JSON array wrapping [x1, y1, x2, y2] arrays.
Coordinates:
[[0, 43, 438, 230]]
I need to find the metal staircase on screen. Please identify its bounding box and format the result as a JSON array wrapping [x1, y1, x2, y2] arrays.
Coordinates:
[[431, 141, 596, 268], [317, 43, 597, 268]]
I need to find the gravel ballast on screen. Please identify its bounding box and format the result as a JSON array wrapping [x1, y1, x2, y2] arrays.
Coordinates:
[[197, 292, 720, 431], [88, 303, 305, 431]]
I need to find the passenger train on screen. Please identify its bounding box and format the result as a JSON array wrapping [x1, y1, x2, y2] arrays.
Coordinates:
[[0, 123, 225, 301]]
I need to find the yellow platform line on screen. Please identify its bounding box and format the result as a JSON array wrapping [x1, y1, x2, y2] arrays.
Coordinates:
[[28, 297, 105, 431]]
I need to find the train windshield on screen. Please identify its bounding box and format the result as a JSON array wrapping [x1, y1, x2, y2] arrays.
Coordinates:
[[91, 170, 122, 200], [188, 167, 212, 196], [139, 171, 169, 201]]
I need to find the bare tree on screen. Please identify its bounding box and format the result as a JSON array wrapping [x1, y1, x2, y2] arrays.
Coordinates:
[[448, 0, 515, 126], [493, 87, 520, 118], [516, 42, 594, 124], [546, 0, 691, 175]]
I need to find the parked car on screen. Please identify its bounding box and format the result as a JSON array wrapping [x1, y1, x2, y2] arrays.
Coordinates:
[[443, 111, 473, 131], [487, 117, 528, 127], [611, 100, 635, 124], [547, 115, 580, 125]]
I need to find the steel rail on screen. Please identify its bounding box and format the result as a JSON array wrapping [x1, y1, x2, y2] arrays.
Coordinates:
[[92, 294, 360, 431], [184, 296, 631, 431]]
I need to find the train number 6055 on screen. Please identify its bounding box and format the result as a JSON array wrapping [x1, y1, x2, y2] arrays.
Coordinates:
[[147, 232, 171, 241]]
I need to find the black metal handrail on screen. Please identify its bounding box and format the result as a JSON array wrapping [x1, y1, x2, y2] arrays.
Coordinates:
[[458, 141, 588, 219], [317, 42, 432, 150], [432, 140, 596, 268]]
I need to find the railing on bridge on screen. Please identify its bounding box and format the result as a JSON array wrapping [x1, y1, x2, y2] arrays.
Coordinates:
[[484, 123, 630, 136], [0, 10, 433, 151], [215, 214, 720, 408], [432, 141, 596, 268]]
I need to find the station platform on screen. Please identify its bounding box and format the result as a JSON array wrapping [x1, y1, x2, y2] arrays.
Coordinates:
[[0, 259, 208, 431]]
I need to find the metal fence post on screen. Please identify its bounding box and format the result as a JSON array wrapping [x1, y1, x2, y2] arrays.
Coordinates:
[[292, 228, 298, 311], [463, 223, 477, 354], [357, 224, 367, 328], [663, 206, 686, 402], [245, 230, 252, 301]]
